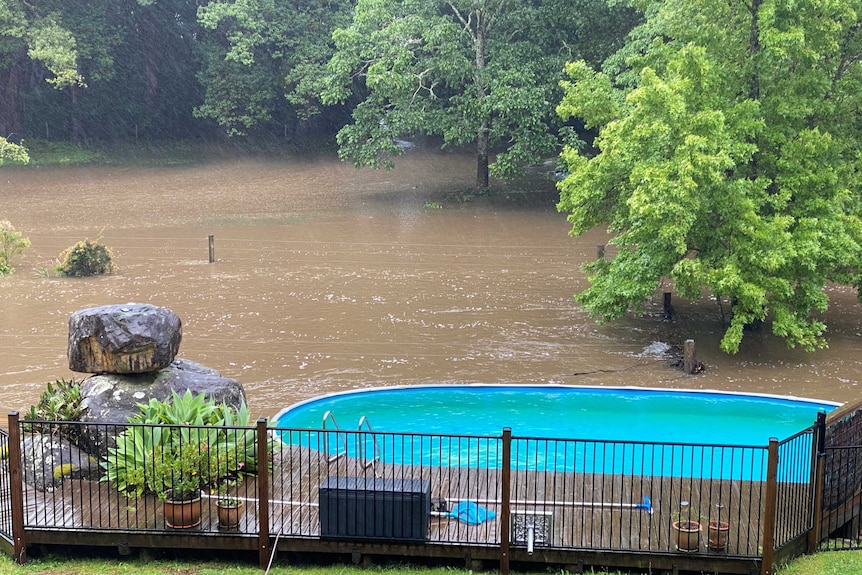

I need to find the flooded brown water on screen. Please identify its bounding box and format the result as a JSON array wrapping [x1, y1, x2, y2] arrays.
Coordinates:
[[1, 149, 861, 422]]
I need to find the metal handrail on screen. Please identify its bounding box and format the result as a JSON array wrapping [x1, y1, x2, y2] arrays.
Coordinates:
[[357, 416, 381, 469], [322, 410, 348, 463]]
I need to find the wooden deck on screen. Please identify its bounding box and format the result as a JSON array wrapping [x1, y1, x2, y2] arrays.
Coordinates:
[[2, 444, 774, 573]]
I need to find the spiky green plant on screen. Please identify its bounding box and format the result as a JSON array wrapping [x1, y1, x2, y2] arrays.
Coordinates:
[[103, 390, 266, 500]]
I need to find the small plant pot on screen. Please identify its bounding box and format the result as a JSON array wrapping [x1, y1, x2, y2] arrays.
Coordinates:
[[217, 499, 245, 530], [163, 493, 202, 529], [673, 520, 701, 552], [708, 520, 730, 551]]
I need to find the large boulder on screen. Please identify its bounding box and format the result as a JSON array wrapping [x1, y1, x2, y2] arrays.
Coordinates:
[[21, 433, 100, 492], [76, 358, 247, 454], [68, 303, 182, 374]]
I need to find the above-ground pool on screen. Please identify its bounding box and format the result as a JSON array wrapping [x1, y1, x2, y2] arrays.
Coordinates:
[[272, 385, 840, 477]]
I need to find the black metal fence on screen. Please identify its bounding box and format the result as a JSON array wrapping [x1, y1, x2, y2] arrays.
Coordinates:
[[0, 412, 855, 575]]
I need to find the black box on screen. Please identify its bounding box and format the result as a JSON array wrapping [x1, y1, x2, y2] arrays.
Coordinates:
[[319, 477, 431, 541]]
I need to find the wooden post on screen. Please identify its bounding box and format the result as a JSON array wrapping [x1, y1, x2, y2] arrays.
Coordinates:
[[683, 339, 697, 374], [663, 292, 673, 317], [8, 412, 25, 564], [808, 412, 827, 551], [499, 428, 512, 575], [596, 245, 605, 259], [208, 235, 215, 263], [257, 418, 271, 569], [761, 438, 779, 575]]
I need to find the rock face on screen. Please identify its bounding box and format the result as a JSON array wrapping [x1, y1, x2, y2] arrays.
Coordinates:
[[17, 304, 250, 491], [68, 303, 182, 374], [21, 434, 100, 492], [76, 358, 248, 454]]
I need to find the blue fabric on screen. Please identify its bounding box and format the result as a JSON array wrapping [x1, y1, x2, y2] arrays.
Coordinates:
[[447, 500, 496, 524]]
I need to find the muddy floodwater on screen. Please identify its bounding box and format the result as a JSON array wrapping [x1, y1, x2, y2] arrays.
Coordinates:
[[1, 148, 861, 423]]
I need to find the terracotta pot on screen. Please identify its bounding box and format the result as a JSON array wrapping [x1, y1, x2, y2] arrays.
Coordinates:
[[672, 520, 701, 552], [163, 493, 202, 529], [708, 520, 730, 550], [216, 499, 245, 530]]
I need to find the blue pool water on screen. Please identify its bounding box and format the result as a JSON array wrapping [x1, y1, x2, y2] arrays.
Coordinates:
[[272, 385, 839, 477]]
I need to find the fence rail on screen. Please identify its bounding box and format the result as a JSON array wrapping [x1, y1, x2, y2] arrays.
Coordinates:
[[0, 412, 856, 575]]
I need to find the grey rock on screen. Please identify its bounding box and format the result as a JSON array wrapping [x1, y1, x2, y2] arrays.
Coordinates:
[[76, 358, 247, 454], [68, 303, 182, 374], [21, 433, 100, 492]]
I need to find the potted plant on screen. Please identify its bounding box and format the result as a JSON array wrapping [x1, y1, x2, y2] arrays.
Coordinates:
[[672, 501, 701, 552], [707, 519, 730, 550], [216, 491, 245, 530], [103, 390, 269, 529], [706, 502, 729, 551]]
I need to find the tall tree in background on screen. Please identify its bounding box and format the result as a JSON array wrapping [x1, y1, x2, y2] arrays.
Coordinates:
[[194, 0, 353, 138], [322, 0, 636, 189], [557, 0, 862, 353], [0, 0, 85, 141]]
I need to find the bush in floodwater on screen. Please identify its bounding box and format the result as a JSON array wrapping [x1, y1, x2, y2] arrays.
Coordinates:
[[55, 234, 114, 277], [0, 220, 31, 275]]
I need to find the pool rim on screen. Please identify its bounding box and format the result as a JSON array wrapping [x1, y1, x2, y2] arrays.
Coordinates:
[[271, 383, 843, 425]]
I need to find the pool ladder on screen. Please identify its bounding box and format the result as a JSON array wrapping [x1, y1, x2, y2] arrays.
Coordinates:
[[322, 411, 381, 470]]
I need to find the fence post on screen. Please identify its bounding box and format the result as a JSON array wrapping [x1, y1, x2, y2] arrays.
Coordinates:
[[761, 438, 779, 575], [7, 412, 25, 564], [257, 418, 271, 569], [499, 428, 512, 575], [808, 412, 827, 551]]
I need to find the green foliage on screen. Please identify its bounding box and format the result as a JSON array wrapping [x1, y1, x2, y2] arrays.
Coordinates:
[[556, 0, 862, 353], [0, 221, 31, 275], [23, 378, 85, 444], [322, 0, 638, 189], [55, 235, 114, 277], [25, 378, 84, 423], [0, 137, 29, 165], [194, 0, 353, 136], [102, 390, 264, 500]]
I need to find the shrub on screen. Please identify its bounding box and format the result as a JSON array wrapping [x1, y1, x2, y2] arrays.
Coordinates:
[[0, 220, 31, 274], [23, 378, 84, 444], [55, 236, 113, 277], [103, 390, 269, 500]]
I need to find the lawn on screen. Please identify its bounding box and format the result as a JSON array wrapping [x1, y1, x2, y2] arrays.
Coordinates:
[[0, 550, 858, 575]]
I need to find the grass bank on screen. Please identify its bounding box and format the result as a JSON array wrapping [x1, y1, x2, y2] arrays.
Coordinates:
[[0, 551, 858, 575], [10, 137, 338, 168]]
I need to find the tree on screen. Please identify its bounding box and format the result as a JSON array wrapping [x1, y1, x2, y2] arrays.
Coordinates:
[[556, 0, 862, 353], [0, 0, 85, 140], [322, 0, 636, 189], [194, 0, 353, 138]]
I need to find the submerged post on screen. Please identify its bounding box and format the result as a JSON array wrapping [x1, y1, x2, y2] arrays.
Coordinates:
[[208, 234, 215, 263], [683, 339, 697, 374], [499, 427, 512, 575], [8, 412, 25, 564]]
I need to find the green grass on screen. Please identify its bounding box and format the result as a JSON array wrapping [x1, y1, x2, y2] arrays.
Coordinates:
[[8, 136, 340, 169], [0, 550, 857, 575]]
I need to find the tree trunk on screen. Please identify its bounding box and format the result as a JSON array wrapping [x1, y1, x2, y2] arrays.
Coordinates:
[[0, 49, 26, 137], [477, 125, 489, 189], [474, 11, 490, 190], [68, 84, 87, 143]]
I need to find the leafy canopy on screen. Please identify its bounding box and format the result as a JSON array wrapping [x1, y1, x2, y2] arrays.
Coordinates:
[[556, 0, 862, 353], [322, 0, 637, 188]]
